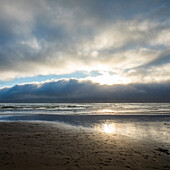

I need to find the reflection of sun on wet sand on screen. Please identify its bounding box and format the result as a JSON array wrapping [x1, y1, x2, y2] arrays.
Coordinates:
[[0, 122, 170, 170], [103, 124, 115, 134]]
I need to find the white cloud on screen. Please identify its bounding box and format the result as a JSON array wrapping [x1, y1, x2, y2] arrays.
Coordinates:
[[0, 0, 170, 85]]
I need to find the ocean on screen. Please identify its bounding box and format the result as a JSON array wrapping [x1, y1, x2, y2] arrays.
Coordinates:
[[0, 103, 170, 146], [1, 103, 170, 115]]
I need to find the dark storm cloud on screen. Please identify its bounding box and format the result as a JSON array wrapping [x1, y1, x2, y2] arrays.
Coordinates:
[[0, 79, 170, 102]]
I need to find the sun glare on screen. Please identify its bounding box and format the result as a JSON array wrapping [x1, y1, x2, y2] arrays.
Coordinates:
[[103, 124, 115, 134], [90, 73, 130, 85]]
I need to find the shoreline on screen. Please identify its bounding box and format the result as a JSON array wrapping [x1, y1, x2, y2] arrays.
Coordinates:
[[0, 121, 170, 169]]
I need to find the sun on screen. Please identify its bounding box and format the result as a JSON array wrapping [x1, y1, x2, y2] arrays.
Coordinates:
[[90, 72, 130, 85]]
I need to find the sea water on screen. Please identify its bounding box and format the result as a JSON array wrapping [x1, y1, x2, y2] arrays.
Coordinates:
[[0, 103, 170, 115], [0, 103, 170, 146]]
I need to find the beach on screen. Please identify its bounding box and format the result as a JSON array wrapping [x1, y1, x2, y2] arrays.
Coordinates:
[[0, 121, 169, 170], [0, 0, 170, 169]]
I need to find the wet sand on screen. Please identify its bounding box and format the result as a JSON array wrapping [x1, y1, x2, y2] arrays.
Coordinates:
[[0, 122, 169, 170]]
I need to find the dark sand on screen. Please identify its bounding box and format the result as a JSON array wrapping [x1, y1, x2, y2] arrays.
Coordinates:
[[0, 122, 169, 170]]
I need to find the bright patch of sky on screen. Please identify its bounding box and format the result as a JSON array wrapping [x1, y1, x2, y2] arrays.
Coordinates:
[[0, 71, 101, 88]]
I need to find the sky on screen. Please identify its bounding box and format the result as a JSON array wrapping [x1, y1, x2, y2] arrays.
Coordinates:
[[0, 0, 170, 102]]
